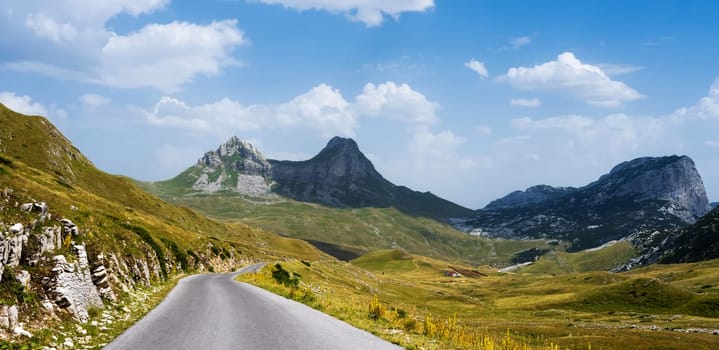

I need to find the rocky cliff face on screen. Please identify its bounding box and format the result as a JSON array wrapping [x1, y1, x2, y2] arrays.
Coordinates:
[[582, 156, 709, 221], [270, 137, 397, 208], [457, 155, 711, 251], [162, 136, 474, 219]]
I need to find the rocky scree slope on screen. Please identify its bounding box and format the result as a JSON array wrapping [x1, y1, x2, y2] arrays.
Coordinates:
[[0, 104, 322, 342], [153, 136, 473, 220], [617, 206, 719, 270], [457, 155, 710, 251]]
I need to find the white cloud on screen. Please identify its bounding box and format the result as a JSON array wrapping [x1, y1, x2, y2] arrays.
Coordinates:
[[99, 20, 246, 92], [253, 0, 434, 26], [673, 78, 719, 120], [509, 36, 531, 50], [355, 82, 438, 124], [4, 1, 245, 92], [510, 98, 541, 107], [78, 93, 110, 108], [503, 52, 645, 107], [145, 81, 438, 138], [0, 91, 48, 116], [145, 84, 355, 137], [24, 12, 78, 43], [275, 84, 355, 136], [705, 140, 719, 147], [464, 59, 488, 79], [596, 63, 644, 76]]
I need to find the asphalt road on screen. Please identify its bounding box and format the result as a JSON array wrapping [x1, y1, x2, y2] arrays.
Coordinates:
[[105, 263, 402, 350]]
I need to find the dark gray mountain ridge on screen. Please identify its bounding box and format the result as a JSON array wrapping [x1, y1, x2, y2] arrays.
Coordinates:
[[458, 155, 710, 251], [157, 136, 474, 219]]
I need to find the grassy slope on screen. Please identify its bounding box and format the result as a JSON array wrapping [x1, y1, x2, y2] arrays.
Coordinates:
[[136, 190, 554, 266], [519, 241, 637, 274], [0, 103, 325, 269], [242, 249, 719, 349]]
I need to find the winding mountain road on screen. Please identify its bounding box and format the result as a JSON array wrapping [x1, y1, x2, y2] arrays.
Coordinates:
[[105, 263, 401, 350]]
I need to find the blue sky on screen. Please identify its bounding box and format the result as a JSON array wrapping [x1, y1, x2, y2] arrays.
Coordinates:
[[1, 0, 718, 208]]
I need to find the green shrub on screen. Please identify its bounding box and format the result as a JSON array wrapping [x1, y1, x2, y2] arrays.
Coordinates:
[[271, 263, 299, 288]]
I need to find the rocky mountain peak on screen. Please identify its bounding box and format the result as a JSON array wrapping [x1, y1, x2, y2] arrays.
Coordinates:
[[459, 154, 711, 251], [197, 136, 271, 177], [586, 155, 710, 219]]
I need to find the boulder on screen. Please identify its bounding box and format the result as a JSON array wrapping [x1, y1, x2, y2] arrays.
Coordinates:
[[13, 325, 32, 338], [15, 270, 31, 289], [9, 223, 23, 234]]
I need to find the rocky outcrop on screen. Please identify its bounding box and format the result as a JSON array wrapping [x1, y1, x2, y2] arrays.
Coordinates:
[[90, 254, 116, 302], [43, 246, 103, 322], [457, 155, 711, 251], [185, 136, 274, 195]]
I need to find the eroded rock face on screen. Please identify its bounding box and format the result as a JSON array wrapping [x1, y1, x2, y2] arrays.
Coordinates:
[[91, 254, 116, 302], [189, 136, 274, 195], [42, 246, 103, 322], [459, 155, 711, 251]]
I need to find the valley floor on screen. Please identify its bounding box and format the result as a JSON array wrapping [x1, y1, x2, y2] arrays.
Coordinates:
[[239, 253, 719, 349]]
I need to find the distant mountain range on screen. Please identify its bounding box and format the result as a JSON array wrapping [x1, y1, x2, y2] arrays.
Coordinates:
[[145, 135, 719, 269], [456, 155, 711, 251], [152, 136, 473, 219]]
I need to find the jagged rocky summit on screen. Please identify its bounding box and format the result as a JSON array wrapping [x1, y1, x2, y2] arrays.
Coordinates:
[[159, 136, 473, 219], [457, 155, 711, 251]]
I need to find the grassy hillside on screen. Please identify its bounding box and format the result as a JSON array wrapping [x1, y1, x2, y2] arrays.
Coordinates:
[[0, 104, 323, 263], [135, 190, 555, 266], [241, 251, 719, 349], [518, 241, 638, 274]]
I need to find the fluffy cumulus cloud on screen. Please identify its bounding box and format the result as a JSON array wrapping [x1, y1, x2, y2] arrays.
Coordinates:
[[145, 84, 354, 137], [2, 1, 246, 92], [464, 59, 489, 78], [503, 52, 645, 107], [145, 81, 438, 137], [0, 91, 48, 116], [253, 0, 434, 26], [355, 82, 438, 124], [510, 98, 541, 107], [674, 78, 719, 120], [99, 20, 245, 91]]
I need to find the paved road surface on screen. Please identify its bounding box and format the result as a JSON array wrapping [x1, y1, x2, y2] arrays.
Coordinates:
[[105, 263, 402, 349]]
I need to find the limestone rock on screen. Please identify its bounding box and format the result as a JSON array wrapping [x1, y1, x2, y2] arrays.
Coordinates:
[[13, 325, 32, 338], [60, 219, 79, 236], [15, 269, 30, 289], [91, 254, 116, 302], [43, 245, 103, 322], [9, 223, 23, 234], [0, 305, 13, 329], [20, 201, 49, 222]]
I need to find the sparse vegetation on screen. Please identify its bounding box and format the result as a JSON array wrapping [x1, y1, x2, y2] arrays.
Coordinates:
[[240, 252, 719, 350]]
